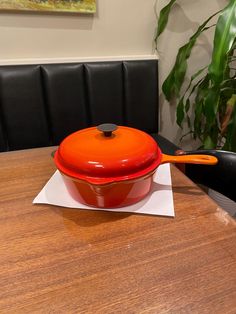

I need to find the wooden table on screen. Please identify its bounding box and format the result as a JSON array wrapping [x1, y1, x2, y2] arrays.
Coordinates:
[[0, 147, 236, 313]]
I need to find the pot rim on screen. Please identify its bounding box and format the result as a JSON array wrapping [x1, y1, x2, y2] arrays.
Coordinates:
[[54, 147, 162, 185], [58, 165, 158, 186]]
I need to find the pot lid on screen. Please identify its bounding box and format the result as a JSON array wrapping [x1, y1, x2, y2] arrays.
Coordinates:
[[54, 124, 161, 184]]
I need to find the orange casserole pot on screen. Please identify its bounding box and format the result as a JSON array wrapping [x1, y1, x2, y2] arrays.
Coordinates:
[[54, 124, 217, 208]]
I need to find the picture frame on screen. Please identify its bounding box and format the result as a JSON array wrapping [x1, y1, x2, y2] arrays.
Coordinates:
[[0, 0, 96, 14]]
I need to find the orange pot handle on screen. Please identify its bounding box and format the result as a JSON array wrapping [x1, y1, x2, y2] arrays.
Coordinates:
[[161, 153, 218, 165]]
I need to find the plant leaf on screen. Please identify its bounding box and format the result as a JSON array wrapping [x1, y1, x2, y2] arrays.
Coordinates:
[[176, 97, 185, 127], [162, 13, 219, 101], [229, 107, 236, 151], [185, 98, 190, 113], [204, 87, 220, 125], [154, 0, 177, 44], [203, 135, 216, 149], [195, 74, 210, 104], [194, 100, 203, 139], [208, 0, 236, 85], [221, 94, 236, 134], [192, 75, 211, 139], [223, 95, 236, 151], [183, 66, 208, 98]]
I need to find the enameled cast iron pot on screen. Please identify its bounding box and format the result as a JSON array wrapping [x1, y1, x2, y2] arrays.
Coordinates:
[[54, 124, 218, 208]]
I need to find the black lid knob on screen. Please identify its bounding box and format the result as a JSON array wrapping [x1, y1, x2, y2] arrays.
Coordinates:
[[97, 123, 118, 137]]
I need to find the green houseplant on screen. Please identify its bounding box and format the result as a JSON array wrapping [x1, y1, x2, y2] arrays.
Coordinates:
[[155, 0, 236, 152]]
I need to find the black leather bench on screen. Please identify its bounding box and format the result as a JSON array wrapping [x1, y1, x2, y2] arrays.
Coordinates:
[[0, 59, 178, 154]]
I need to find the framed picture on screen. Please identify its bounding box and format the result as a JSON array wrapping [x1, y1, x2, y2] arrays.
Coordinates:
[[0, 0, 96, 14]]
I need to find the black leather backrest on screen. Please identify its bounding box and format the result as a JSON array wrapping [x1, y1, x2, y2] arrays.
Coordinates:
[[0, 59, 158, 152]]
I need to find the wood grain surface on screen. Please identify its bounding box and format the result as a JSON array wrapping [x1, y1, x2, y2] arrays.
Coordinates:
[[0, 147, 235, 313]]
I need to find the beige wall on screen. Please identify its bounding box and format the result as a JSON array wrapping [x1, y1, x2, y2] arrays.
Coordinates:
[[0, 0, 228, 149], [0, 0, 156, 61]]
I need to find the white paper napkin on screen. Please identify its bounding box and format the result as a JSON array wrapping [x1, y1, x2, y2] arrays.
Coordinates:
[[33, 164, 174, 216]]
